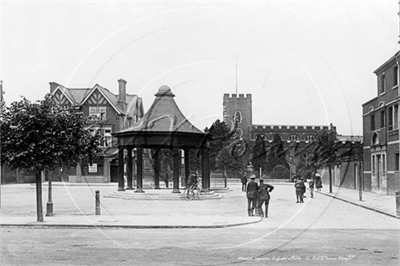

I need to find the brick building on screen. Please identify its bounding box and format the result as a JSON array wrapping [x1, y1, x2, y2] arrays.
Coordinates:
[[47, 79, 144, 183], [362, 51, 400, 195]]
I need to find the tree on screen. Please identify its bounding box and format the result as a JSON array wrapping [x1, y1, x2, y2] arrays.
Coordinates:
[[266, 134, 288, 176], [1, 96, 101, 221], [251, 134, 266, 177], [308, 128, 341, 193], [215, 142, 244, 178], [206, 119, 245, 177], [206, 119, 235, 171]]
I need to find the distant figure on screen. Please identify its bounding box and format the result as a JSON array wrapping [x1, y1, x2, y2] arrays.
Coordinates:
[[257, 178, 274, 218], [315, 173, 322, 191], [241, 175, 248, 192], [186, 173, 198, 200], [309, 179, 315, 198], [246, 175, 259, 216], [295, 178, 305, 203]]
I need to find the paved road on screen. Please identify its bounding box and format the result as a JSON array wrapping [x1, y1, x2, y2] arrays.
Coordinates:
[[1, 183, 399, 265]]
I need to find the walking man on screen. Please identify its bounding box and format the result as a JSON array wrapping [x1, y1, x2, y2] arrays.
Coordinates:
[[241, 175, 248, 192], [257, 178, 274, 218], [309, 178, 315, 198], [295, 177, 305, 203], [246, 175, 258, 216]]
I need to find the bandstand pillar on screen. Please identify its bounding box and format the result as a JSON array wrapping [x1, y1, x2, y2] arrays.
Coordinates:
[[184, 149, 190, 188], [154, 149, 160, 189], [118, 147, 125, 191], [201, 148, 210, 191], [126, 146, 134, 190], [135, 147, 144, 193], [172, 148, 180, 193]]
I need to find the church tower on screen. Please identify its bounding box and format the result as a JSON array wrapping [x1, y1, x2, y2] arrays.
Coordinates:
[[223, 93, 252, 162]]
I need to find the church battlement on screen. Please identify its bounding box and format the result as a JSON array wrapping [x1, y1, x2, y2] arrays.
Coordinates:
[[251, 125, 330, 132], [223, 93, 252, 100]]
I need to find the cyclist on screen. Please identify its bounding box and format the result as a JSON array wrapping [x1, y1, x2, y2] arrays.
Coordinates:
[[186, 173, 198, 200]]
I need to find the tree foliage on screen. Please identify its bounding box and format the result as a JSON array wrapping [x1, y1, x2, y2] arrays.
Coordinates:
[[1, 96, 101, 172], [266, 133, 288, 174], [309, 128, 341, 170], [251, 134, 266, 176], [207, 119, 245, 177]]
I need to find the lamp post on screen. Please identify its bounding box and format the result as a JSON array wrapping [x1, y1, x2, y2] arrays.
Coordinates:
[[46, 170, 53, 216]]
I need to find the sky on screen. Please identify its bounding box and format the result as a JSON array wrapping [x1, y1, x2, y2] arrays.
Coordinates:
[[1, 0, 399, 136]]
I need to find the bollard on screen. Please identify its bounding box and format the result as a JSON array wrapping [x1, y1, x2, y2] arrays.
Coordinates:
[[95, 190, 101, 215], [396, 191, 400, 219]]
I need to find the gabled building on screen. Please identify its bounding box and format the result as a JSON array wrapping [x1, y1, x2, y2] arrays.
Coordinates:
[[48, 79, 144, 183], [362, 51, 400, 195]]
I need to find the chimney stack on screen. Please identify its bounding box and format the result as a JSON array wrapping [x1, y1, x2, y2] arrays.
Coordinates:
[[118, 79, 127, 112], [49, 82, 58, 93]]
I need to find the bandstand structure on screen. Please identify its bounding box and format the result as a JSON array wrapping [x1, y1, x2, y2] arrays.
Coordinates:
[[112, 85, 211, 193]]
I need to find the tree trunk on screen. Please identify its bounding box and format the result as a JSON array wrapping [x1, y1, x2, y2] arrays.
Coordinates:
[[36, 171, 44, 222], [329, 167, 332, 193]]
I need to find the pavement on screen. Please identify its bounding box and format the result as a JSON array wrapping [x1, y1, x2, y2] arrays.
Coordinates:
[[315, 184, 398, 219], [0, 180, 398, 229]]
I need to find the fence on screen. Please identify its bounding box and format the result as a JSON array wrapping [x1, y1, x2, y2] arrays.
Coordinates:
[[210, 172, 227, 189]]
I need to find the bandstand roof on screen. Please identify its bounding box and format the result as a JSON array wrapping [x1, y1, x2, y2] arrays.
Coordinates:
[[113, 85, 209, 149]]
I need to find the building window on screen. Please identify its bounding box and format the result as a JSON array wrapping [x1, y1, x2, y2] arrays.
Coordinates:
[[379, 73, 386, 94], [372, 155, 375, 174], [305, 135, 314, 141], [380, 110, 385, 128], [288, 135, 299, 141], [394, 65, 398, 87], [395, 153, 399, 171], [88, 128, 112, 147], [233, 110, 243, 124], [89, 106, 107, 121], [388, 106, 393, 130], [370, 114, 375, 131], [388, 104, 399, 131]]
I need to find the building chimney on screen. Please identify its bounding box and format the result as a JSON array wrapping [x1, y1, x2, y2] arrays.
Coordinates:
[[49, 82, 58, 93], [118, 79, 127, 112]]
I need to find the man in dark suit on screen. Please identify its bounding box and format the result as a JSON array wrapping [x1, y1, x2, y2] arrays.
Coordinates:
[[246, 175, 258, 216], [241, 175, 248, 192], [257, 178, 274, 218]]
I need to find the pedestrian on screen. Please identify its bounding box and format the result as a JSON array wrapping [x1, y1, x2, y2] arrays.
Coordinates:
[[186, 173, 198, 200], [315, 173, 322, 191], [241, 175, 248, 192], [257, 178, 274, 218], [246, 175, 258, 216], [295, 177, 305, 203], [309, 178, 315, 198]]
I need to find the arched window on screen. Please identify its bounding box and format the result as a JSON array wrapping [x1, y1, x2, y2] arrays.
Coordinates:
[[233, 110, 243, 124], [305, 135, 314, 141], [372, 132, 380, 146], [288, 135, 299, 141]]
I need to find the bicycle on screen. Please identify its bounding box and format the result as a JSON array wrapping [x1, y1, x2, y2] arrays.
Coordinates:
[[184, 182, 202, 200]]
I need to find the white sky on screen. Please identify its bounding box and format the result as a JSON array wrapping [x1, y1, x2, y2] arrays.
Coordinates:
[[1, 0, 399, 135]]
